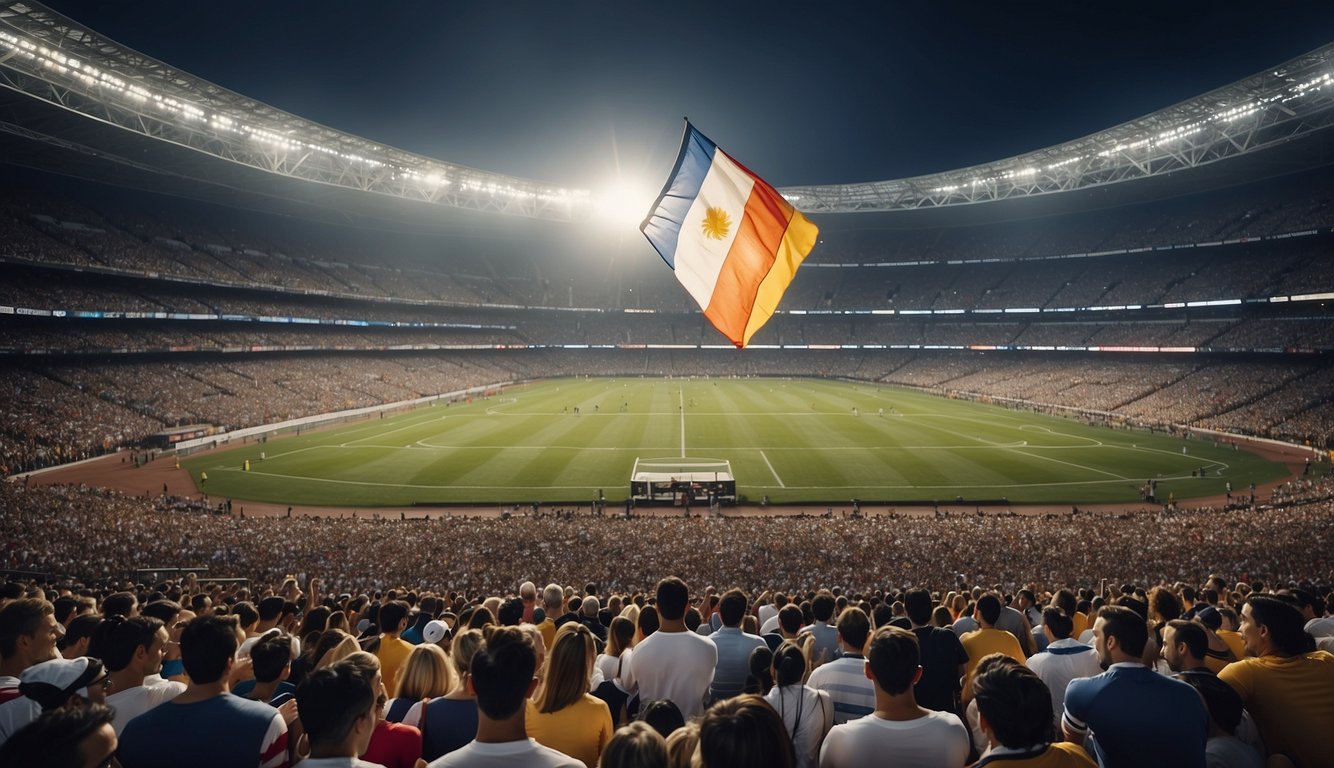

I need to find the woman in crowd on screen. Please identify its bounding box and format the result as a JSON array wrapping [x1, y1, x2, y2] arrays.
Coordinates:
[[403, 628, 484, 762], [764, 641, 831, 768], [384, 644, 454, 723], [526, 623, 614, 767]]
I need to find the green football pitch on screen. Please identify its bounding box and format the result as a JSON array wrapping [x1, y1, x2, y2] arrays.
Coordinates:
[[182, 377, 1290, 507]]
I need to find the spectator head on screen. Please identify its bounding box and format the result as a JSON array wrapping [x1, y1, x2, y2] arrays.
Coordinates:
[[180, 615, 240, 685], [835, 607, 871, 652], [250, 631, 295, 684], [811, 592, 836, 623], [449, 628, 484, 684], [1041, 607, 1073, 641], [542, 583, 564, 614], [638, 699, 685, 740], [497, 598, 524, 627], [974, 594, 1002, 627], [0, 599, 61, 668], [607, 617, 635, 659], [519, 582, 538, 603], [655, 578, 690, 622], [1094, 606, 1148, 669], [257, 596, 286, 626], [865, 626, 921, 696], [378, 601, 410, 635], [1050, 589, 1077, 618], [601, 720, 668, 768], [232, 601, 259, 632], [718, 589, 748, 628], [18, 657, 107, 711], [101, 593, 137, 620], [58, 615, 102, 659], [470, 626, 537, 720], [697, 694, 794, 768], [771, 640, 808, 688], [52, 597, 81, 627], [0, 703, 117, 768], [637, 605, 660, 639], [903, 589, 934, 627], [777, 605, 803, 636], [296, 661, 377, 756], [1161, 620, 1207, 672], [664, 722, 699, 768], [1148, 587, 1183, 623], [1242, 596, 1311, 657], [972, 662, 1055, 748], [745, 645, 773, 695], [103, 616, 166, 676], [397, 643, 453, 701], [581, 596, 601, 620]]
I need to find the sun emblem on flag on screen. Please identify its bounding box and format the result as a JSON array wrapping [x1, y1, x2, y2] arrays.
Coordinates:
[[701, 207, 731, 240]]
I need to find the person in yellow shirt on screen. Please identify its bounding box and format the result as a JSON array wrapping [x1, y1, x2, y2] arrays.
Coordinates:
[[1219, 595, 1334, 768], [526, 623, 613, 767], [537, 584, 563, 653], [374, 600, 413, 700], [961, 595, 1026, 702]]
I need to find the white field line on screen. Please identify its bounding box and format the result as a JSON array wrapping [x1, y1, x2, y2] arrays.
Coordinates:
[[760, 450, 786, 488]]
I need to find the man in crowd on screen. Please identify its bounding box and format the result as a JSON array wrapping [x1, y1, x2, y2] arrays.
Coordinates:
[[294, 661, 380, 768], [375, 600, 413, 700], [1062, 605, 1207, 767], [971, 662, 1094, 767], [1218, 595, 1334, 768], [706, 588, 766, 702], [0, 704, 118, 768], [0, 656, 107, 743], [807, 607, 876, 724], [102, 617, 185, 734], [960, 594, 1025, 701], [624, 577, 716, 720], [117, 615, 290, 768], [426, 626, 580, 767], [818, 626, 969, 768], [0, 600, 61, 705], [1025, 606, 1100, 732], [800, 592, 840, 666], [537, 584, 563, 651], [902, 588, 968, 715]]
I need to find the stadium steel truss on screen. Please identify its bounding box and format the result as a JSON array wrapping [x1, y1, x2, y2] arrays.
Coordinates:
[[0, 1, 1331, 219]]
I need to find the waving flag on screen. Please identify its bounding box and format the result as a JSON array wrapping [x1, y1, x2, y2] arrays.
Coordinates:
[[641, 123, 818, 348]]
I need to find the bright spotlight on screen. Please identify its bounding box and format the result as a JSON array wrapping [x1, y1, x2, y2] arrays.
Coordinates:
[[591, 177, 660, 233]]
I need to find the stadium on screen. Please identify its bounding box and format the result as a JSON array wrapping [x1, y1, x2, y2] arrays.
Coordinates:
[[0, 4, 1333, 766]]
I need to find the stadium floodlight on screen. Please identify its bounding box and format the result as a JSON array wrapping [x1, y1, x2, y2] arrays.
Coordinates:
[[780, 43, 1334, 212], [0, 2, 593, 221]]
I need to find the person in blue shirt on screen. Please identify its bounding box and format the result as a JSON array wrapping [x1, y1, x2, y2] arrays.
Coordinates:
[[1061, 605, 1207, 768]]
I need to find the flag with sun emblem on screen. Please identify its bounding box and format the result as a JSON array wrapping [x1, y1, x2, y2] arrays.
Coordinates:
[[640, 122, 819, 348]]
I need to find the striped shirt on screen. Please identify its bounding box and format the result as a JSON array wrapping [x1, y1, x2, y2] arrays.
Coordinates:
[[806, 655, 875, 725]]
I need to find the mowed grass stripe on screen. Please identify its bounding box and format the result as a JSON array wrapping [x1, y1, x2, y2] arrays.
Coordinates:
[[183, 377, 1290, 506]]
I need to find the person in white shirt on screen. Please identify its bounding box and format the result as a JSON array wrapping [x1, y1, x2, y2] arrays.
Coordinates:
[[102, 617, 186, 736], [819, 626, 969, 768], [1023, 607, 1100, 734], [623, 578, 716, 721], [765, 641, 832, 768], [427, 626, 580, 768]]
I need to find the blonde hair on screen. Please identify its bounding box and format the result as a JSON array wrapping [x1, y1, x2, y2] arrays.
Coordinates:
[[449, 629, 485, 690], [396, 643, 455, 701], [664, 721, 699, 768], [537, 622, 594, 713]]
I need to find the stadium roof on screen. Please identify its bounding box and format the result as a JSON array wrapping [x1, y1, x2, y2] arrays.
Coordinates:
[[0, 1, 1331, 228]]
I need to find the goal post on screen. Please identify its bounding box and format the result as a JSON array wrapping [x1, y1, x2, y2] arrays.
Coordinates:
[[630, 457, 736, 506]]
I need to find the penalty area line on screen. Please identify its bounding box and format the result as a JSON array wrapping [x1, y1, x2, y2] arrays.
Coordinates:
[[760, 450, 786, 488]]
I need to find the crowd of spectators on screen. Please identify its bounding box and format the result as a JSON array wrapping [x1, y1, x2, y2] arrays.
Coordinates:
[[0, 475, 1331, 766]]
